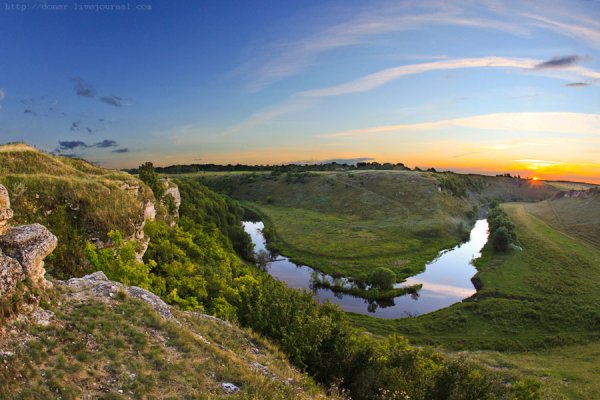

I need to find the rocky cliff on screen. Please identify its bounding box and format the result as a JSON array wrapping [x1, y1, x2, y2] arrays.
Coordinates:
[[0, 184, 56, 299], [0, 182, 332, 399]]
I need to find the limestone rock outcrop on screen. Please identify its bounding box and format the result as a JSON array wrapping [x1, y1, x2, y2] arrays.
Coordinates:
[[0, 185, 14, 234], [161, 177, 181, 217], [0, 184, 57, 297], [63, 271, 173, 320]]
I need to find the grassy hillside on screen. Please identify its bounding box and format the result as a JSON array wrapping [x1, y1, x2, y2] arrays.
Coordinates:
[[0, 284, 332, 400], [349, 201, 600, 399], [351, 202, 600, 347], [199, 170, 558, 283], [0, 144, 154, 279], [525, 188, 600, 249]]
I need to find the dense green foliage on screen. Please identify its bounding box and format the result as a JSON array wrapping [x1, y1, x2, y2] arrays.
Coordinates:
[[488, 205, 518, 252], [85, 230, 154, 289], [137, 162, 165, 199], [367, 267, 397, 290], [176, 178, 254, 261]]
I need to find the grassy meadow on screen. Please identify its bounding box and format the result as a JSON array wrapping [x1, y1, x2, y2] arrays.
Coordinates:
[[198, 170, 558, 284]]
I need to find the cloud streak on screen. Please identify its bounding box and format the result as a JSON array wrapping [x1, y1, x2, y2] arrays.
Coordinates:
[[320, 112, 600, 138], [100, 95, 130, 107], [564, 82, 591, 87], [223, 96, 314, 135], [302, 57, 538, 97], [241, 1, 600, 90], [301, 56, 600, 98], [54, 139, 119, 153], [534, 55, 581, 69]]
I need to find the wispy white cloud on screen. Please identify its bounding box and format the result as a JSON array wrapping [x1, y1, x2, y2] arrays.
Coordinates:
[[522, 13, 600, 50], [301, 57, 537, 97], [320, 112, 600, 138], [241, 0, 600, 90], [223, 96, 314, 135], [0, 89, 5, 101], [302, 56, 600, 97]]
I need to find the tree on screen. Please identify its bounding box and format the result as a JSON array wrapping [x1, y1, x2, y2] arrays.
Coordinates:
[[138, 161, 165, 199], [85, 230, 153, 289], [367, 267, 396, 290], [491, 226, 510, 252]]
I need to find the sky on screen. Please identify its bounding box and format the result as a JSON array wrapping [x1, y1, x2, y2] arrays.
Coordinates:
[[1, 0, 599, 183]]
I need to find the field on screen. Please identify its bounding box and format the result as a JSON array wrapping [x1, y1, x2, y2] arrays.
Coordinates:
[[199, 170, 557, 283], [349, 199, 600, 399]]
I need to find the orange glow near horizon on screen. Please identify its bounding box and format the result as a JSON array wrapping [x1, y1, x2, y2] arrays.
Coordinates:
[[106, 149, 600, 185]]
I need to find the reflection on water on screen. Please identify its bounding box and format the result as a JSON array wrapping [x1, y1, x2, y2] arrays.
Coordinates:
[[243, 219, 489, 319]]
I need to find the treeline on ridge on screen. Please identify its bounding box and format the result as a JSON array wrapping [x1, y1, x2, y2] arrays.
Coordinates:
[[125, 161, 414, 174]]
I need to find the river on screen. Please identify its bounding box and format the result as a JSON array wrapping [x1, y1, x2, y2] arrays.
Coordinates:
[[242, 219, 489, 318]]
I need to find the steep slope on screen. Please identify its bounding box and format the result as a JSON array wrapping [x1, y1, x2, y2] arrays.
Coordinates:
[[0, 144, 161, 279], [0, 185, 334, 399], [0, 272, 332, 400]]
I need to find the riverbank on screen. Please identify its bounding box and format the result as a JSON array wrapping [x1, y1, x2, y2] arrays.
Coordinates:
[[243, 218, 488, 318]]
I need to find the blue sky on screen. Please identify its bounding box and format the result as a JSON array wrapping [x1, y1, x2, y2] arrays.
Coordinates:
[[1, 0, 599, 182]]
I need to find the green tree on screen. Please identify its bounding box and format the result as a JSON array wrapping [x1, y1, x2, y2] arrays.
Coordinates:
[[491, 226, 510, 252], [85, 230, 154, 289], [367, 267, 396, 290], [138, 161, 165, 199]]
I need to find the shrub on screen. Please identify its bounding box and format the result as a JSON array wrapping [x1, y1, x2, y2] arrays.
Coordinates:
[[367, 267, 396, 290], [491, 226, 510, 252], [487, 204, 518, 252], [138, 162, 165, 199]]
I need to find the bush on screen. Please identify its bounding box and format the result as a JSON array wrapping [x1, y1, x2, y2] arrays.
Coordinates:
[[491, 226, 510, 252], [487, 204, 517, 252], [138, 162, 165, 199], [367, 267, 396, 290]]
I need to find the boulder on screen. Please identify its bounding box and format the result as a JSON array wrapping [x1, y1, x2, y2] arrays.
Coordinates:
[[0, 224, 57, 287], [64, 271, 173, 319], [0, 184, 57, 298], [0, 185, 14, 234]]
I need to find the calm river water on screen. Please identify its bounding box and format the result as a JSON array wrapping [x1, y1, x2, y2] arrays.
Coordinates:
[[243, 219, 489, 318]]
